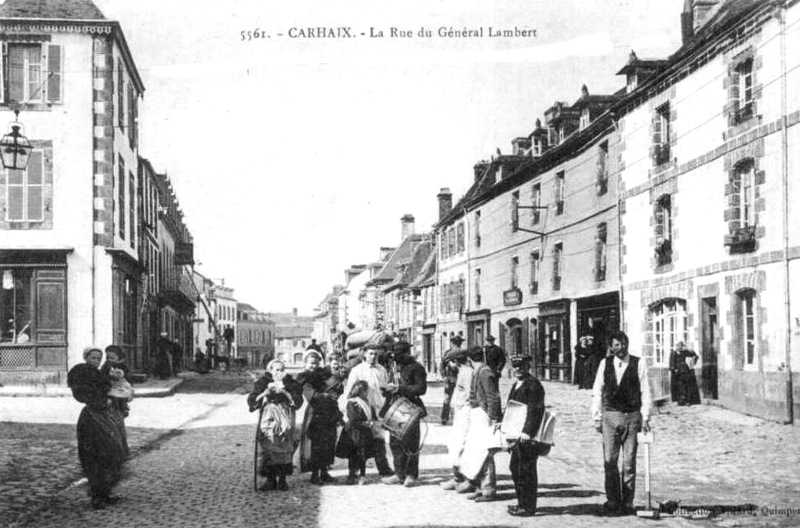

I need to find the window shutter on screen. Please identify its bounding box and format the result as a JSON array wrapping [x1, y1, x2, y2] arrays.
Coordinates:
[[27, 151, 44, 221], [6, 169, 24, 220], [522, 317, 530, 357], [0, 43, 5, 104], [8, 45, 24, 103], [46, 45, 62, 103], [511, 197, 519, 229]]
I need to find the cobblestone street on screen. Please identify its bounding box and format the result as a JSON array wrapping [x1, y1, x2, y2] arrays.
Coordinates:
[[2, 373, 800, 527]]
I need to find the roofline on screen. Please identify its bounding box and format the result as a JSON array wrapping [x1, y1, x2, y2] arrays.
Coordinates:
[[0, 17, 145, 94]]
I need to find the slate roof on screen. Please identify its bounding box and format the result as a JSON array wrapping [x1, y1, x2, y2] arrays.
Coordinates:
[[0, 0, 106, 20], [406, 243, 437, 290], [369, 234, 427, 285], [383, 239, 432, 293]]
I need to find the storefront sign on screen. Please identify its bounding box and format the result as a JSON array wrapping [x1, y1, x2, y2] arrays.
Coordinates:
[[503, 288, 522, 306]]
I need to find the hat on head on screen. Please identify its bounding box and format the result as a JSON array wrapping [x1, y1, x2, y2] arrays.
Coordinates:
[[392, 341, 411, 356], [467, 346, 485, 362], [510, 354, 531, 367], [450, 335, 464, 346], [303, 350, 322, 363], [485, 335, 496, 343], [443, 347, 467, 362]]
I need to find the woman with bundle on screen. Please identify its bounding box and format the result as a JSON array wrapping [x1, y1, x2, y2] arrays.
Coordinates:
[[248, 359, 302, 491]]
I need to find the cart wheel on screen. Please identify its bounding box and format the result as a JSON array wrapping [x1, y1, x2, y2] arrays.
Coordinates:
[[254, 406, 267, 492]]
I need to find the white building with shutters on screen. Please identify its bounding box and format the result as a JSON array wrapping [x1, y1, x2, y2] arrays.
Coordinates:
[[0, 0, 145, 386]]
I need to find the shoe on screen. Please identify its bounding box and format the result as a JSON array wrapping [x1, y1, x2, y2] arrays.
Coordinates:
[[440, 479, 459, 490], [90, 498, 106, 510], [455, 481, 476, 494], [620, 504, 637, 516], [381, 475, 402, 485], [104, 495, 122, 505], [358, 477, 367, 485], [602, 501, 621, 516], [321, 472, 337, 484], [278, 478, 289, 491], [403, 476, 419, 488], [474, 494, 497, 503], [466, 491, 483, 500], [378, 469, 395, 477], [508, 505, 536, 517], [345, 475, 357, 485], [309, 473, 320, 485], [441, 420, 449, 426]]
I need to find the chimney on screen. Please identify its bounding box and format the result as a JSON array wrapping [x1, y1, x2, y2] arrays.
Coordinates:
[[437, 188, 453, 221], [292, 307, 298, 317], [681, 0, 694, 43], [400, 214, 415, 240]]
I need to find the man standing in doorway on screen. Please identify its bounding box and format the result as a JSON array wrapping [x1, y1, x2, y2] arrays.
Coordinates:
[[591, 330, 652, 516], [483, 335, 507, 378]]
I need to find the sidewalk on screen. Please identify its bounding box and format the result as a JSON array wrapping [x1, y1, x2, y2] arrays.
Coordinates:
[[0, 373, 189, 398]]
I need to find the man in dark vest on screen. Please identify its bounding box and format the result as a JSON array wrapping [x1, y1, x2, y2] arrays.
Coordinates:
[[591, 330, 652, 517]]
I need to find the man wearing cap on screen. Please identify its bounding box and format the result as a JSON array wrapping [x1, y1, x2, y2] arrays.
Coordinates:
[[591, 330, 652, 516], [483, 335, 507, 378], [440, 335, 464, 425], [381, 341, 427, 487], [341, 343, 395, 477], [505, 354, 545, 517], [457, 346, 502, 502], [440, 345, 473, 491]]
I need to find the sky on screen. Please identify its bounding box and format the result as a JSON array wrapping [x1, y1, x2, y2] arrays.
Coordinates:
[[94, 0, 684, 315]]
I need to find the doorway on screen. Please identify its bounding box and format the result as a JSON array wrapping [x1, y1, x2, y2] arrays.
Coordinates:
[[700, 296, 719, 399]]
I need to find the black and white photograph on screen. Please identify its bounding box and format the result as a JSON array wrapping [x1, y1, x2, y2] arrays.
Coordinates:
[[1, 0, 800, 526]]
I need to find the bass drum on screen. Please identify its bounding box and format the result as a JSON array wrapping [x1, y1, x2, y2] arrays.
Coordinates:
[[381, 396, 424, 443]]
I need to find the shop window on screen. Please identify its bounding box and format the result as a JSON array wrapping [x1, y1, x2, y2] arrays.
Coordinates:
[[1, 267, 66, 348]]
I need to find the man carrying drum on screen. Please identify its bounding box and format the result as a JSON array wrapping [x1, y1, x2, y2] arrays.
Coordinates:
[[380, 341, 427, 488]]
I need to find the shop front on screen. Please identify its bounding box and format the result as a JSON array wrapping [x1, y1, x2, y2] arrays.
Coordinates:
[[537, 300, 571, 382], [465, 309, 490, 348]]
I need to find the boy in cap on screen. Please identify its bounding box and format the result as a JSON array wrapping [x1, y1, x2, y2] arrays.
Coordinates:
[[440, 334, 464, 425]]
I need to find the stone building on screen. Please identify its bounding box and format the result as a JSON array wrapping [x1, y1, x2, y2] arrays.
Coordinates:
[[615, 0, 800, 421], [236, 303, 275, 367], [0, 0, 144, 384]]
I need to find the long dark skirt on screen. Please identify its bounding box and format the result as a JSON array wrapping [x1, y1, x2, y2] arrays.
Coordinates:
[[77, 406, 128, 499]]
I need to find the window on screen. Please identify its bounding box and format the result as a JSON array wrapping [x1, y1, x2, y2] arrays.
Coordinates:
[[128, 83, 138, 148], [555, 171, 565, 215], [531, 183, 541, 224], [735, 59, 754, 123], [654, 195, 672, 266], [1, 267, 66, 350], [456, 222, 464, 254], [552, 243, 563, 291], [595, 223, 607, 282], [529, 250, 540, 295], [5, 150, 44, 222], [651, 298, 688, 366], [579, 108, 590, 130], [511, 191, 520, 231], [3, 43, 63, 104], [741, 291, 756, 367], [653, 103, 671, 166], [734, 161, 755, 228], [474, 268, 481, 306], [118, 156, 126, 239], [474, 211, 481, 247], [597, 141, 609, 195], [129, 173, 135, 249], [725, 160, 757, 252], [448, 228, 455, 258], [511, 256, 519, 289]]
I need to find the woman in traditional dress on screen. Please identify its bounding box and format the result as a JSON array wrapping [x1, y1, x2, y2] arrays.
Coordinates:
[[67, 347, 129, 510], [248, 359, 302, 491], [336, 380, 377, 485], [303, 352, 345, 484]]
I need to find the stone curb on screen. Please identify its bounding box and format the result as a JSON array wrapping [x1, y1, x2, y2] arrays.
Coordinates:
[[0, 378, 185, 398]]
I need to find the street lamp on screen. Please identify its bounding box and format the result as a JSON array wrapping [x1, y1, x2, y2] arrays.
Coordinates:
[[0, 109, 33, 171]]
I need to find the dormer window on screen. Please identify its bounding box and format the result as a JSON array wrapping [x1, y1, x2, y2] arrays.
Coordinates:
[[533, 140, 543, 157], [579, 108, 591, 130]]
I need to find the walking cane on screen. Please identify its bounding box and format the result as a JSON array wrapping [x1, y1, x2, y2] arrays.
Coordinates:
[[636, 430, 659, 519]]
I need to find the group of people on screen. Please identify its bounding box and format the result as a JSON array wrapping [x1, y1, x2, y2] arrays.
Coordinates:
[[438, 335, 545, 518], [67, 345, 135, 510], [247, 338, 428, 490]]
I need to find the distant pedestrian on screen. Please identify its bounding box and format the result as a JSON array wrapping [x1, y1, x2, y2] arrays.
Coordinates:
[[440, 334, 464, 425], [670, 342, 701, 406], [336, 380, 377, 485], [154, 332, 174, 379], [483, 335, 507, 378], [591, 331, 652, 516], [67, 347, 128, 510], [574, 334, 601, 390]]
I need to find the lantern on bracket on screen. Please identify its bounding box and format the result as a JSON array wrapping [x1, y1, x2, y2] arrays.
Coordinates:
[[0, 109, 33, 171]]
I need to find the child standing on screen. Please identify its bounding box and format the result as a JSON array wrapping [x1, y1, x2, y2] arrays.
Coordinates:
[[336, 380, 377, 485]]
